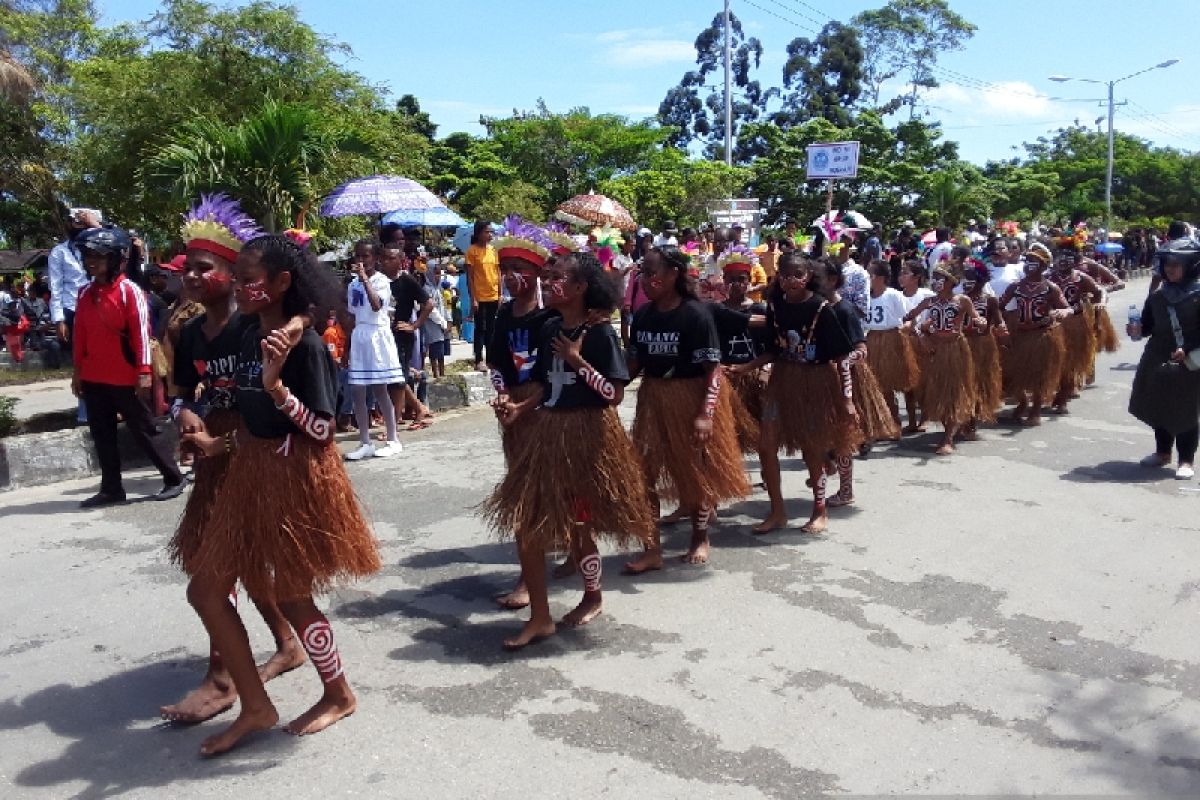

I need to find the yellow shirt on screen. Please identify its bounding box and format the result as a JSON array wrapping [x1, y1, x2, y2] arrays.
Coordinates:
[[759, 250, 777, 279], [466, 244, 500, 303], [747, 264, 769, 301]]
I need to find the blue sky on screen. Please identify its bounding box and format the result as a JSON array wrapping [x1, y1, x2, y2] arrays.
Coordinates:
[[100, 0, 1199, 164]]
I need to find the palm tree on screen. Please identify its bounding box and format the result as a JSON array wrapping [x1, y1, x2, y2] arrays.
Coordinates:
[[146, 100, 372, 231]]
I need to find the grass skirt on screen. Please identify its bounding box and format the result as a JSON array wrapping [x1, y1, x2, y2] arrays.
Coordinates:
[[500, 382, 543, 464], [482, 407, 656, 553], [631, 376, 750, 510], [727, 369, 764, 454], [852, 360, 900, 442], [1094, 304, 1119, 353], [920, 335, 977, 428], [187, 428, 381, 601], [966, 333, 1003, 422], [867, 328, 920, 394], [169, 409, 239, 572], [1006, 326, 1065, 400], [1059, 311, 1096, 390], [764, 361, 864, 457]]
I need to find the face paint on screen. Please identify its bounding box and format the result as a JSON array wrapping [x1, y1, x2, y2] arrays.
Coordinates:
[[549, 280, 565, 298], [930, 277, 946, 292], [961, 280, 976, 293], [243, 278, 272, 304], [200, 270, 231, 299]]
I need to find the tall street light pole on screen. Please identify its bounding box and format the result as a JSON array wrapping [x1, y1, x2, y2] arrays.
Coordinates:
[[723, 0, 733, 167], [1049, 59, 1179, 242]]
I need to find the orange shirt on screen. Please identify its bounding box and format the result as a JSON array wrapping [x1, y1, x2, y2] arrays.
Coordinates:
[[322, 322, 347, 363]]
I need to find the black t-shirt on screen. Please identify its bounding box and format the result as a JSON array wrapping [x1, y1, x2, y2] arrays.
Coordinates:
[[828, 297, 866, 354], [535, 318, 629, 409], [391, 272, 429, 324], [234, 324, 337, 439], [710, 300, 768, 365], [486, 303, 559, 388], [629, 298, 721, 379], [766, 293, 859, 364], [175, 311, 255, 411]]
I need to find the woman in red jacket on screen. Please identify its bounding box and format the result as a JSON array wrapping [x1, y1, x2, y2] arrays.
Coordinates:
[[71, 227, 184, 508]]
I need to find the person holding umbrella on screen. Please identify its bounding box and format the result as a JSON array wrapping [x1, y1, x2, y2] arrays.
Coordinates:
[[466, 220, 500, 372]]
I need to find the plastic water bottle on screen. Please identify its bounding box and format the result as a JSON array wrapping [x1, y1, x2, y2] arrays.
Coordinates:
[[1128, 304, 1142, 341]]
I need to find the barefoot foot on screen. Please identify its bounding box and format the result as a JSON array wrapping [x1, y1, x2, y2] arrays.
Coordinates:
[[826, 492, 855, 508], [495, 587, 530, 610], [658, 508, 686, 525], [934, 442, 954, 456], [799, 515, 828, 534], [561, 597, 603, 627], [680, 538, 710, 565], [502, 619, 556, 651], [257, 640, 306, 683], [622, 551, 664, 575], [283, 692, 356, 736], [199, 705, 279, 756], [753, 513, 789, 534], [160, 676, 236, 724]]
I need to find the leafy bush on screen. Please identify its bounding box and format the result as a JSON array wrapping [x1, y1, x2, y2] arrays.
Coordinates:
[[0, 395, 17, 438]]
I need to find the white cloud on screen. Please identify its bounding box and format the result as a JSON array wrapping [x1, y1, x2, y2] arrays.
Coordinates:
[[980, 81, 1054, 117], [607, 39, 696, 68]]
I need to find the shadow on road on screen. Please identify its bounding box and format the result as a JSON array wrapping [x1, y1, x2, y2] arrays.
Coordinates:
[[1060, 460, 1176, 484], [0, 661, 298, 797]]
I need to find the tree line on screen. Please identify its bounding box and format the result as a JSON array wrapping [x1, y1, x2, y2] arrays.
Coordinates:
[[1, 0, 1196, 252]]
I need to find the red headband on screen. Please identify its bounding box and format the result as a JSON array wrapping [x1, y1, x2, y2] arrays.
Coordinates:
[[186, 238, 239, 263], [498, 247, 546, 269]]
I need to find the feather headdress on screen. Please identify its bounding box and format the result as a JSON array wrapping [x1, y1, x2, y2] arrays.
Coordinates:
[[494, 215, 552, 268], [591, 224, 624, 265], [180, 194, 261, 263], [717, 243, 758, 273], [544, 220, 580, 256]]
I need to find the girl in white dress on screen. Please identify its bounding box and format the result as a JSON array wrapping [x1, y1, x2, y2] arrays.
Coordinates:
[[345, 239, 403, 460]]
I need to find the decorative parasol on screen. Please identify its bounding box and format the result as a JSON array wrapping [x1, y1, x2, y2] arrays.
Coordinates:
[[382, 206, 466, 228], [555, 193, 636, 231], [319, 174, 446, 218]]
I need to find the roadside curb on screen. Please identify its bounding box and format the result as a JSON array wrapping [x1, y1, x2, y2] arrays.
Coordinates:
[[0, 371, 495, 492]]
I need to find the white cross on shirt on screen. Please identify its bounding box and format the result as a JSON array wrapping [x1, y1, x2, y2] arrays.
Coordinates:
[[546, 356, 576, 406]]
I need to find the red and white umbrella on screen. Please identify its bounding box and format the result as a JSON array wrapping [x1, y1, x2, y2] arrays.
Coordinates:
[[555, 193, 636, 231]]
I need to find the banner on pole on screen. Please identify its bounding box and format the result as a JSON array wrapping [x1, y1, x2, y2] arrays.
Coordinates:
[[806, 141, 860, 180]]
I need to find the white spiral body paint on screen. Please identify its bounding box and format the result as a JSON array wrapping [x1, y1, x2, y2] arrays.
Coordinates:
[[301, 620, 344, 683], [579, 553, 602, 593]]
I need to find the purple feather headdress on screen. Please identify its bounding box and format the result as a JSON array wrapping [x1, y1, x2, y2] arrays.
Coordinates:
[[494, 215, 552, 267], [181, 193, 262, 260]]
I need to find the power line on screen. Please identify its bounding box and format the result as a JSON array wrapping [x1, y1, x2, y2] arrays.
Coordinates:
[[739, 0, 819, 36], [1126, 100, 1195, 143], [759, 0, 826, 31]]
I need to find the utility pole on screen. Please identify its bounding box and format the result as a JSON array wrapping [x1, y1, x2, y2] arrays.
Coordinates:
[[1103, 80, 1116, 243], [1049, 58, 1179, 243], [723, 0, 733, 166]]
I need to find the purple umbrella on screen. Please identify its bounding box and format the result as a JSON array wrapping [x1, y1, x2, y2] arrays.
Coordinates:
[[319, 174, 445, 218]]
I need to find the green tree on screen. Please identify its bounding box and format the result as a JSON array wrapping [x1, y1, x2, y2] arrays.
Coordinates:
[[770, 22, 864, 131], [146, 100, 371, 232], [481, 103, 668, 212], [657, 11, 764, 160], [852, 0, 976, 115], [600, 148, 749, 230]]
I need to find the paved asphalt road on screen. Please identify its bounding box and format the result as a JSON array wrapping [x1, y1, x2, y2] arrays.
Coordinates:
[[3, 279, 1200, 797]]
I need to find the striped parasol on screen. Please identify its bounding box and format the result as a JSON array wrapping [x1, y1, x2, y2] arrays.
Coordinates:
[[555, 193, 636, 231]]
